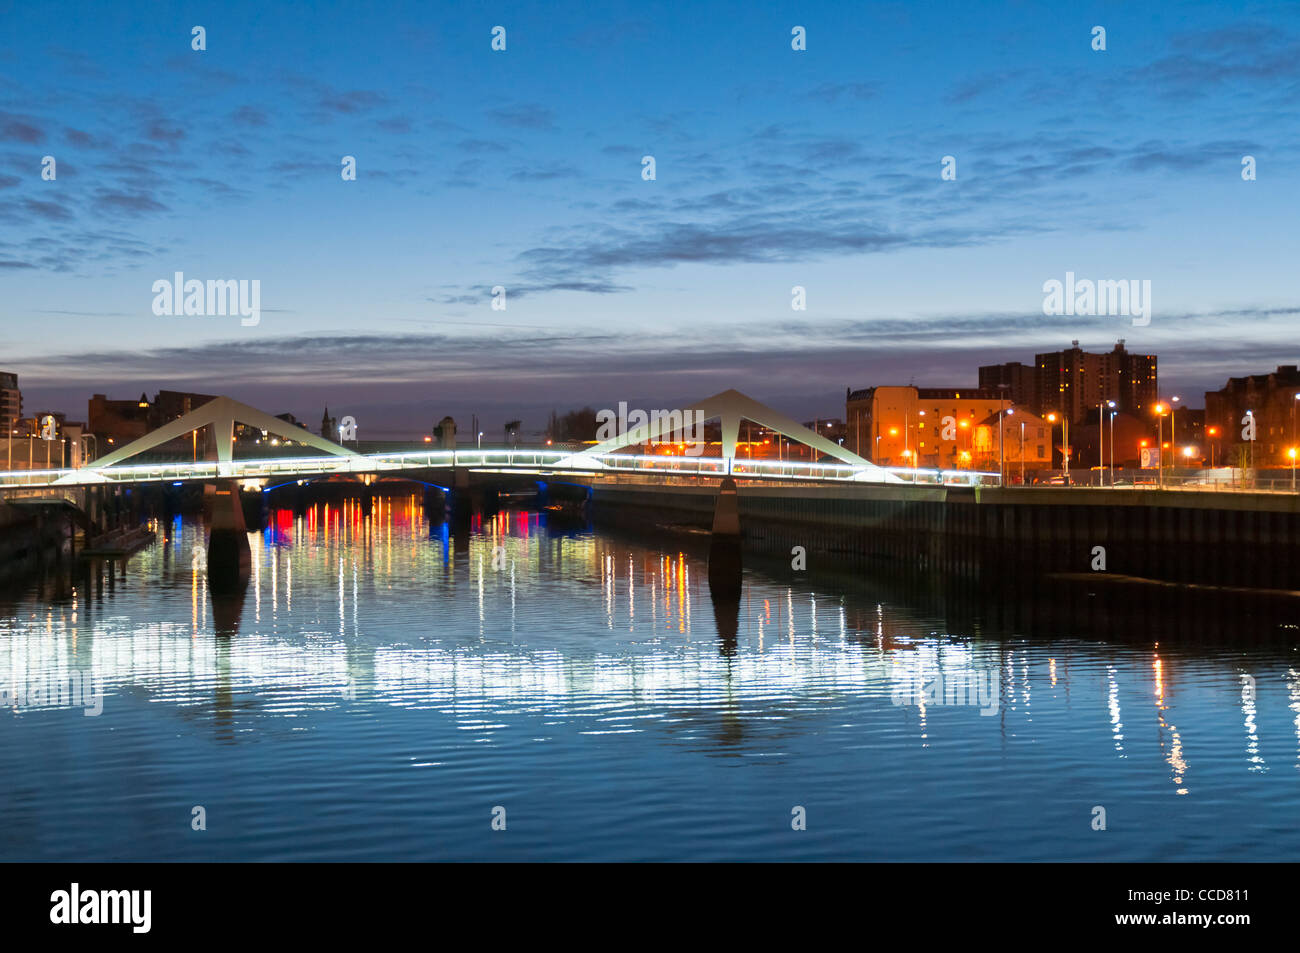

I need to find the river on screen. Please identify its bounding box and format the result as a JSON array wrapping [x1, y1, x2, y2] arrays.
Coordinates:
[[1, 494, 1297, 860]]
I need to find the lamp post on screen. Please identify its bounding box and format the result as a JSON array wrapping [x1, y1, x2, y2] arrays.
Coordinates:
[[1293, 393, 1300, 457], [1170, 396, 1180, 470], [1109, 410, 1116, 485], [1246, 409, 1254, 479], [1291, 447, 1297, 491], [1242, 408, 1253, 473], [1153, 403, 1167, 488], [1047, 412, 1071, 484], [1065, 414, 1071, 484], [902, 407, 919, 467], [1097, 400, 1115, 485], [996, 384, 1010, 483], [999, 406, 1012, 484], [1046, 413, 1060, 477], [1207, 426, 1218, 469], [917, 410, 925, 469], [1098, 402, 1104, 484]]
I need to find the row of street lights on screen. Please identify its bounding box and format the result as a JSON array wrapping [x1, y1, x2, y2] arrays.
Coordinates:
[[885, 391, 1300, 490]]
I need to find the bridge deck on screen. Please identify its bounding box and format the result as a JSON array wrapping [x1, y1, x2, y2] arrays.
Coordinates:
[[0, 449, 999, 491]]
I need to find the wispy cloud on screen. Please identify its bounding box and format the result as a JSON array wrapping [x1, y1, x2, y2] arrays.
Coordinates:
[[488, 104, 556, 130]]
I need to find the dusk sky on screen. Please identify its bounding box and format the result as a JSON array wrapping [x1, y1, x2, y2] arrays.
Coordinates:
[[2, 0, 1298, 436]]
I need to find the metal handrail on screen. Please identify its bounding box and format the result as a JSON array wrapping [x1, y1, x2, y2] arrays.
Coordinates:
[[0, 447, 1000, 490]]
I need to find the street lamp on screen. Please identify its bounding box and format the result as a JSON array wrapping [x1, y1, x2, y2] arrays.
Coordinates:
[[916, 410, 926, 468], [1245, 409, 1254, 478], [1046, 411, 1071, 484], [1293, 393, 1300, 456], [1098, 400, 1115, 485], [1153, 403, 1168, 488], [477, 431, 484, 449], [1000, 407, 1013, 484], [1170, 396, 1180, 462], [1207, 426, 1218, 469], [1108, 409, 1117, 486], [1291, 447, 1298, 491], [1046, 412, 1059, 476]]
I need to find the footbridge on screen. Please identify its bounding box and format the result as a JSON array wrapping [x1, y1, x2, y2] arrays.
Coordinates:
[[0, 391, 1000, 493]]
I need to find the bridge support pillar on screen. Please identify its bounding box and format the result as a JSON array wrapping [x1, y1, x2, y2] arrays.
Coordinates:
[[207, 482, 251, 593], [708, 477, 743, 600], [449, 468, 478, 524]]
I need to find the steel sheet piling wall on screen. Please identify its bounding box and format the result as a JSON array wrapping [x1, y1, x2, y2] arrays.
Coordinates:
[[589, 482, 1300, 591]]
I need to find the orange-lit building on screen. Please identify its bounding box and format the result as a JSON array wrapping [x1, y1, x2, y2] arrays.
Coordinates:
[[971, 408, 1054, 478], [845, 385, 1011, 468]]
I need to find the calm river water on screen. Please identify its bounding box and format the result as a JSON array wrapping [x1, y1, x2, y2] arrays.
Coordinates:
[[1, 495, 1297, 861]]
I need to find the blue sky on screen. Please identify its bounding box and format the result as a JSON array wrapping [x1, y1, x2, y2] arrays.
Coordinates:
[[2, 0, 1298, 435]]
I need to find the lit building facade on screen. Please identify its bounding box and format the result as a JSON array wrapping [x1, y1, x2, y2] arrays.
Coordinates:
[[1205, 365, 1300, 467], [846, 385, 1008, 468], [980, 339, 1157, 424], [89, 390, 216, 457], [972, 408, 1054, 479]]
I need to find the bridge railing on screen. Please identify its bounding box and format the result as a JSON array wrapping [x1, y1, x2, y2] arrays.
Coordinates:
[[0, 448, 1003, 489]]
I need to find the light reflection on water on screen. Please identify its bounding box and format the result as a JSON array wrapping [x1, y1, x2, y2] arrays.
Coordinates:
[[1, 494, 1298, 861]]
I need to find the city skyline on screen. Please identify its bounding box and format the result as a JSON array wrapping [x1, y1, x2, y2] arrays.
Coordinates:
[[3, 0, 1299, 887], [3, 1, 1299, 433], [6, 339, 1296, 444]]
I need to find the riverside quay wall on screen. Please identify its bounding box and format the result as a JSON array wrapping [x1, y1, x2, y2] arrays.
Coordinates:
[[589, 482, 1300, 592]]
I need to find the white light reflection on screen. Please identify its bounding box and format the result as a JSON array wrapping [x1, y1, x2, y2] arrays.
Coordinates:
[[1242, 673, 1267, 773], [1107, 665, 1125, 755]]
